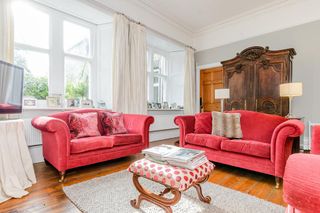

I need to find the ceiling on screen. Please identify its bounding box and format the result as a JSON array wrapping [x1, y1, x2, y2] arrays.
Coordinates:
[[134, 0, 286, 32]]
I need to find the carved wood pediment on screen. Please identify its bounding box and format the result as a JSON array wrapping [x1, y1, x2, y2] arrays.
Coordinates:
[[237, 46, 269, 61]]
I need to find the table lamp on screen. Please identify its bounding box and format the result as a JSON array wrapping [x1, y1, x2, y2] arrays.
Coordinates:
[[215, 88, 230, 112], [280, 82, 303, 118]]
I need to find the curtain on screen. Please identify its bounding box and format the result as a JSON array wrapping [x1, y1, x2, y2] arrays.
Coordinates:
[[129, 22, 147, 114], [184, 47, 196, 115], [0, 0, 14, 63], [112, 13, 147, 114], [112, 14, 130, 113]]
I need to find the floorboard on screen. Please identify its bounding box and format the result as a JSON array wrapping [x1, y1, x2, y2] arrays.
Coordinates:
[[0, 138, 286, 212]]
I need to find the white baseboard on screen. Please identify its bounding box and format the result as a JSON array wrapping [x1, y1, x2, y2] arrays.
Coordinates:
[[29, 146, 44, 163], [150, 129, 179, 142]]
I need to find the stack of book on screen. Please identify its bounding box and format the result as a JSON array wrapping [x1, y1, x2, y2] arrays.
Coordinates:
[[142, 145, 208, 170]]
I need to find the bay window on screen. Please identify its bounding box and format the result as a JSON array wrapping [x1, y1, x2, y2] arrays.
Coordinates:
[[147, 49, 168, 103], [12, 1, 96, 104]]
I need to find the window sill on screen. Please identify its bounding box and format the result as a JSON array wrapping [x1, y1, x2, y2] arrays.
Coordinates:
[[147, 109, 183, 111], [22, 107, 109, 111]]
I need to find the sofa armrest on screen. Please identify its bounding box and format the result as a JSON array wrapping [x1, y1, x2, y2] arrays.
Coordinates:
[[123, 114, 154, 148], [271, 119, 304, 177], [174, 115, 195, 147], [283, 153, 320, 213], [32, 116, 71, 172], [311, 125, 320, 154]]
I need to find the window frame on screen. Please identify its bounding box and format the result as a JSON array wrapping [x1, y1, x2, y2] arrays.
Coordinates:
[[147, 46, 169, 103], [13, 1, 97, 102]]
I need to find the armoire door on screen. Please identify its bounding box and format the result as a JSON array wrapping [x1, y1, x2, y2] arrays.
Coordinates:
[[200, 67, 223, 112], [255, 59, 289, 115], [223, 62, 252, 111]]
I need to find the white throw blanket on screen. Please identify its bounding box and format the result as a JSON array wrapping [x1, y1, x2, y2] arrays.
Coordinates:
[[0, 119, 36, 203]]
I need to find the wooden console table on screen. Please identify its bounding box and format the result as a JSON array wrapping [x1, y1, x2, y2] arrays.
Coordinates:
[[0, 119, 36, 203]]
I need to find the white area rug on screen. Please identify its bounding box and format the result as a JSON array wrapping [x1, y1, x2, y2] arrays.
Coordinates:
[[63, 170, 285, 213]]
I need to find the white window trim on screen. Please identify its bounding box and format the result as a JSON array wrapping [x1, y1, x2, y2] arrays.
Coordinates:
[[147, 46, 169, 103], [13, 1, 97, 103]]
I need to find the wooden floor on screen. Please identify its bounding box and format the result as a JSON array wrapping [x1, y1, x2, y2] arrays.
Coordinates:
[[0, 138, 286, 212]]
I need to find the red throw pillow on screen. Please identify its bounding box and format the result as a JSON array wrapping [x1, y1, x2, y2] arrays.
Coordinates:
[[69, 112, 101, 138], [100, 111, 127, 135], [194, 112, 212, 134]]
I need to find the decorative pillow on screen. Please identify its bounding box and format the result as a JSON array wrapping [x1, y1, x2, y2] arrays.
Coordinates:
[[100, 111, 127, 135], [194, 112, 212, 134], [69, 112, 101, 138], [212, 111, 243, 138]]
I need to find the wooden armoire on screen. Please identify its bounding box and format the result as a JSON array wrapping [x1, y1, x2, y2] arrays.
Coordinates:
[[221, 46, 296, 116]]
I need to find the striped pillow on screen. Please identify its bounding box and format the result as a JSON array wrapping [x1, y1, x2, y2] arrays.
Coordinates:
[[211, 111, 243, 138]]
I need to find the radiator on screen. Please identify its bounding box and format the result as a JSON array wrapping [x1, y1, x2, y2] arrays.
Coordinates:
[[23, 118, 42, 146]]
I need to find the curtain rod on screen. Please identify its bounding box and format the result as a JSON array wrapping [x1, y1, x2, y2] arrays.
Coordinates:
[[81, 0, 196, 51]]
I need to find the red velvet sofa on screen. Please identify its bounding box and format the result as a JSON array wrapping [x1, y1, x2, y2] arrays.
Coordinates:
[[283, 125, 320, 213], [174, 110, 304, 187], [32, 109, 154, 182]]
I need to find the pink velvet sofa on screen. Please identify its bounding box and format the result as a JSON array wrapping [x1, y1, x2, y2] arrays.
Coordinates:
[[174, 110, 304, 187], [32, 109, 154, 182], [283, 125, 320, 213]]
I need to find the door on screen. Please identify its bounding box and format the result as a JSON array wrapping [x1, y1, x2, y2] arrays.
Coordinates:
[[200, 67, 224, 112]]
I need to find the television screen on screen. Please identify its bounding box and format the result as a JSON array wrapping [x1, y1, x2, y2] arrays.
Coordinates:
[[0, 60, 24, 114]]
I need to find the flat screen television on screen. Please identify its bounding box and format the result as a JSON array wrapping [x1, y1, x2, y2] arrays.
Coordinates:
[[0, 60, 24, 114]]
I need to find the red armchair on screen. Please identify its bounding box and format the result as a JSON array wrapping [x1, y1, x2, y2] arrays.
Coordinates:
[[175, 110, 304, 187], [283, 125, 320, 213], [32, 109, 154, 182]]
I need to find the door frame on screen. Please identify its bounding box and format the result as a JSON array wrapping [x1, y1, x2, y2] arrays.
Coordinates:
[[196, 62, 222, 112]]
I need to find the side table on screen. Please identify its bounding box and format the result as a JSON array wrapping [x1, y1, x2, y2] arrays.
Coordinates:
[[0, 119, 36, 203]]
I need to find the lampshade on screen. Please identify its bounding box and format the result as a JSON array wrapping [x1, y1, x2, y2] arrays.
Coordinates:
[[215, 88, 230, 99], [280, 82, 303, 97]]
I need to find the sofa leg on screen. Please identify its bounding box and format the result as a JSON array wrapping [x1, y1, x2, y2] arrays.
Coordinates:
[[275, 177, 280, 189], [44, 159, 50, 166], [59, 171, 66, 183]]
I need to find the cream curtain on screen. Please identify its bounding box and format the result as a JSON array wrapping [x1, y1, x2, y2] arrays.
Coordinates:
[[129, 22, 147, 114], [112, 14, 147, 114], [112, 14, 130, 113], [184, 47, 196, 115], [0, 0, 14, 63]]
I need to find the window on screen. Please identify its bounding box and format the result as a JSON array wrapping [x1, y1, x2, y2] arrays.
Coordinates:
[[12, 2, 96, 103], [64, 21, 92, 99], [147, 49, 168, 103], [13, 2, 49, 99]]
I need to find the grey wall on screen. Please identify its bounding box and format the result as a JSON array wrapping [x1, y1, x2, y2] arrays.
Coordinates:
[[195, 20, 320, 140]]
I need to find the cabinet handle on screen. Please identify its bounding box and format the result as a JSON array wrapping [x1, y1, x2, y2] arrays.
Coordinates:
[[256, 99, 258, 109], [244, 100, 247, 110]]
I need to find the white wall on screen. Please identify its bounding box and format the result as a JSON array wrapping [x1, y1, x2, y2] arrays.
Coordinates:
[[193, 0, 320, 51]]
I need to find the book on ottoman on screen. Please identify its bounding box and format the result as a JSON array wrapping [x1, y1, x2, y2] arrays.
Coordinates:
[[142, 145, 208, 170]]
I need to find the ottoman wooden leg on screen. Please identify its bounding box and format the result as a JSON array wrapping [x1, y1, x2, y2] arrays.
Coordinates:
[[193, 175, 211, 204], [130, 174, 181, 213]]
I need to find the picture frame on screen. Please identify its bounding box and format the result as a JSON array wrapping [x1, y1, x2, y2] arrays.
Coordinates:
[[81, 99, 93, 108], [46, 96, 61, 107], [23, 97, 37, 107], [67, 99, 78, 108]]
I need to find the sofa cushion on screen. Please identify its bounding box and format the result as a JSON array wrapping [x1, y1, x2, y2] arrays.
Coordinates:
[[228, 110, 287, 143], [211, 111, 243, 138], [70, 136, 114, 154], [100, 111, 127, 135], [69, 112, 101, 138], [109, 134, 142, 146], [221, 139, 270, 159], [185, 133, 227, 150], [194, 112, 212, 134]]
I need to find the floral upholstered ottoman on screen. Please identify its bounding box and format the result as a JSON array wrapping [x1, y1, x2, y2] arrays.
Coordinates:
[[128, 158, 214, 213]]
